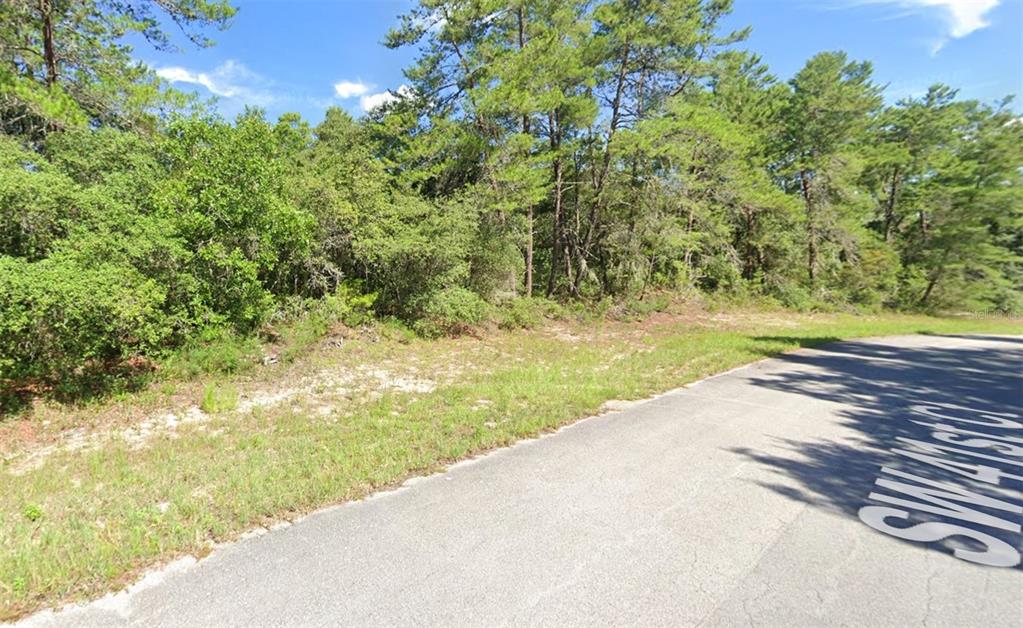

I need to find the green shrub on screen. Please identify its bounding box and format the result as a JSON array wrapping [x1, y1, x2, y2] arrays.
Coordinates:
[[621, 293, 672, 319], [276, 284, 378, 362], [413, 287, 491, 338], [189, 243, 275, 332], [376, 316, 417, 343], [0, 255, 170, 387], [155, 112, 316, 307], [21, 503, 42, 523], [770, 282, 818, 312], [160, 328, 262, 380], [496, 297, 563, 329], [292, 109, 476, 317], [559, 296, 615, 322], [321, 283, 378, 327], [200, 382, 238, 414], [0, 137, 82, 260], [44, 127, 163, 200]]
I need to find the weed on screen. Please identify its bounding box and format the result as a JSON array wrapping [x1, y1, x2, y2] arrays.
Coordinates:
[[275, 285, 378, 362], [413, 287, 491, 338], [200, 383, 238, 414], [161, 330, 261, 380], [377, 317, 417, 343], [20, 504, 41, 522], [496, 297, 564, 329]]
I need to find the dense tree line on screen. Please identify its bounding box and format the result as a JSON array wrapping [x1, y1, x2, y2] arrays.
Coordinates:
[[1, 0, 1020, 391]]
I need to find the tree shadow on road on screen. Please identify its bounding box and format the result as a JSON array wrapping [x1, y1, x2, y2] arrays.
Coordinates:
[[919, 332, 1023, 345], [728, 335, 1023, 567], [748, 335, 844, 351]]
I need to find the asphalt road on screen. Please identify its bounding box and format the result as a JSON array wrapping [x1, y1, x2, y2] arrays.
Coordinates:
[[19, 334, 1023, 627]]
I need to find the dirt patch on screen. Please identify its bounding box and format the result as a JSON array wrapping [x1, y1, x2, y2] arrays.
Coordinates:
[[2, 362, 438, 476], [599, 399, 642, 412]]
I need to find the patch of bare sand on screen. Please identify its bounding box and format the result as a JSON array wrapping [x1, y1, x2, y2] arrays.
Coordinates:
[[3, 364, 437, 476]]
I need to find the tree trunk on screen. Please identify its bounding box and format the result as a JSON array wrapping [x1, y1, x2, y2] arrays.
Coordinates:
[[919, 249, 950, 306], [741, 206, 757, 281], [919, 275, 938, 306], [883, 167, 899, 242], [524, 203, 534, 297], [545, 109, 564, 297], [799, 170, 817, 287], [574, 41, 631, 293], [517, 7, 534, 298], [40, 0, 57, 87], [545, 147, 564, 297]]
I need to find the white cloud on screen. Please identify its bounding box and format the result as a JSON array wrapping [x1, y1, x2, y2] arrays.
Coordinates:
[[412, 9, 447, 33], [851, 0, 1000, 53], [359, 85, 413, 112], [921, 0, 999, 38], [359, 91, 398, 111], [156, 60, 277, 106], [334, 80, 370, 99], [885, 82, 930, 101]]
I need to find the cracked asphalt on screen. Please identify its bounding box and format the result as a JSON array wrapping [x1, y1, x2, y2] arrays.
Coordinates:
[[17, 334, 1023, 627]]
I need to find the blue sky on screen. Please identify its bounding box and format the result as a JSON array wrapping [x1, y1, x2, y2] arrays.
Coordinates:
[[140, 0, 1023, 123]]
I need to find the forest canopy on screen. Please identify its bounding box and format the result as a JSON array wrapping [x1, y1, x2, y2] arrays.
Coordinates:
[[1, 0, 1021, 393]]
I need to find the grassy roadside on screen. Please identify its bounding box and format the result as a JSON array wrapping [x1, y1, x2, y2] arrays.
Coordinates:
[[1, 309, 1019, 620]]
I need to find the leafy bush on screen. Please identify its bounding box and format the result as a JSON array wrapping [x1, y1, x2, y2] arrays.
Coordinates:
[[770, 282, 818, 312], [43, 127, 162, 195], [292, 109, 476, 315], [376, 316, 417, 343], [413, 287, 491, 338], [155, 112, 316, 309], [0, 255, 170, 387], [200, 382, 239, 414], [620, 293, 672, 319], [0, 137, 83, 260], [160, 329, 262, 380], [276, 284, 378, 362], [496, 297, 563, 329], [560, 296, 615, 323]]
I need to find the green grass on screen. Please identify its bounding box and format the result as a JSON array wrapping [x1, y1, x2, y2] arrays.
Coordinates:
[[0, 312, 1019, 619], [199, 383, 238, 414], [161, 331, 262, 380]]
